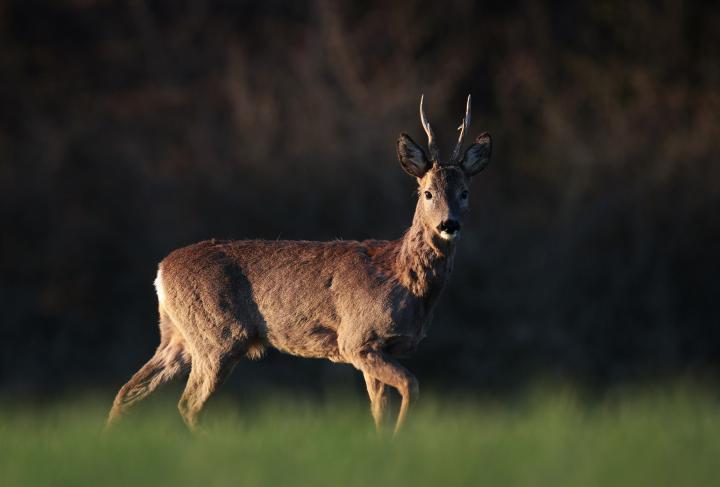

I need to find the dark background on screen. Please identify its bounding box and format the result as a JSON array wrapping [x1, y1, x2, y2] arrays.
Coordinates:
[[1, 0, 719, 397]]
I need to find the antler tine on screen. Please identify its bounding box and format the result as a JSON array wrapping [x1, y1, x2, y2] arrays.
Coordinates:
[[451, 94, 472, 163], [419, 94, 439, 162]]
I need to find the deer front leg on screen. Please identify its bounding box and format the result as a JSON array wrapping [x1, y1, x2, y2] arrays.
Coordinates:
[[353, 350, 419, 435]]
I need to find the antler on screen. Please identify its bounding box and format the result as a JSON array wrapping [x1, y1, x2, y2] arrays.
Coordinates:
[[450, 95, 471, 163], [419, 94, 440, 162]]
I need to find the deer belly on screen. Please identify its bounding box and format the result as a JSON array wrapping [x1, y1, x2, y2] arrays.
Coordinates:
[[266, 321, 343, 362]]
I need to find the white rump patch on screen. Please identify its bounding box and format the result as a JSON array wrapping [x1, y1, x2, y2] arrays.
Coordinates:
[[154, 268, 166, 304]]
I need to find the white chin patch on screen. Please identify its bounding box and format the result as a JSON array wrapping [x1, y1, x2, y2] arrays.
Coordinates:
[[439, 230, 460, 241]]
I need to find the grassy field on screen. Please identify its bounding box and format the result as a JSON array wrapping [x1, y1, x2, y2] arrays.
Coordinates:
[[1, 386, 718, 486]]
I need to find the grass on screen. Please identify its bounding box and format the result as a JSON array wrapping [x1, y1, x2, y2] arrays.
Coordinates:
[[1, 385, 718, 486]]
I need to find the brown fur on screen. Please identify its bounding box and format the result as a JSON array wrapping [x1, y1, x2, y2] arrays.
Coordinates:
[[107, 99, 492, 434]]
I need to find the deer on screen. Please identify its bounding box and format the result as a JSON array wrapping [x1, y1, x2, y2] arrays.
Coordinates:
[[106, 95, 492, 434]]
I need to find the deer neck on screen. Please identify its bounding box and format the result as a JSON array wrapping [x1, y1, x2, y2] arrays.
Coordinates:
[[396, 200, 455, 298]]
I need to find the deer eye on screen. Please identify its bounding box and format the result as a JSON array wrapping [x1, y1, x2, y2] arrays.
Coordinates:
[[461, 190, 469, 200], [424, 191, 433, 200]]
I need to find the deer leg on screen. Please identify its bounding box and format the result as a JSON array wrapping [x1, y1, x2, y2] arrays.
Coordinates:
[[106, 339, 189, 428], [353, 350, 419, 435], [363, 372, 388, 431], [177, 354, 237, 431]]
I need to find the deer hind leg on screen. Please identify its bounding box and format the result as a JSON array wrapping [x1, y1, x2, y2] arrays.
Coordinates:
[[353, 350, 419, 435], [106, 336, 190, 428], [363, 372, 388, 431], [177, 353, 238, 431]]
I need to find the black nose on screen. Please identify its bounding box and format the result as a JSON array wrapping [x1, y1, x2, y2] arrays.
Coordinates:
[[438, 219, 461, 234]]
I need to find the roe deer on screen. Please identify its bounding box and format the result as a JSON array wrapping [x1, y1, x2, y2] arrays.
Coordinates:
[[107, 95, 492, 433]]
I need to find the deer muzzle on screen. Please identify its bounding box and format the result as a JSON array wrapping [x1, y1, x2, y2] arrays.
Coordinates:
[[438, 219, 461, 240]]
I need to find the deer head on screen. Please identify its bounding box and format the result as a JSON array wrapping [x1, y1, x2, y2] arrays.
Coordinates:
[[396, 95, 492, 242]]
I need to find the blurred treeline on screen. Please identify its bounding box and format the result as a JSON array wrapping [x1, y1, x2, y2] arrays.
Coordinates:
[[1, 0, 719, 395]]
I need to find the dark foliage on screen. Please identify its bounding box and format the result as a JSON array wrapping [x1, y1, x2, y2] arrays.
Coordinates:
[[1, 0, 719, 395]]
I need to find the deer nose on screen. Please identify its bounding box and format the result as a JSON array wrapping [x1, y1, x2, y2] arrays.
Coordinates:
[[438, 219, 461, 234]]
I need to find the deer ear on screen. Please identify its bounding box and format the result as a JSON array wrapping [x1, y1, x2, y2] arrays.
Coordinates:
[[397, 133, 430, 178], [461, 133, 492, 177]]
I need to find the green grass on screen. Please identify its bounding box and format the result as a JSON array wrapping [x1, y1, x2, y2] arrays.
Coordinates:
[[1, 386, 718, 486]]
